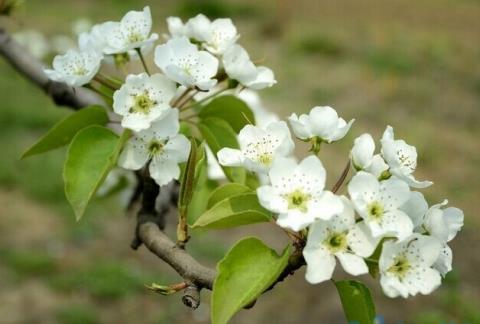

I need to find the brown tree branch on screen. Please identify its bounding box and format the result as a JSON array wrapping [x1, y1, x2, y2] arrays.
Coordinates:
[[139, 221, 216, 290], [0, 26, 305, 310], [0, 28, 103, 109]]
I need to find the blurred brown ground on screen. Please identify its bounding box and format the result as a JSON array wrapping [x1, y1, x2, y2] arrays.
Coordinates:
[[0, 0, 479, 323]]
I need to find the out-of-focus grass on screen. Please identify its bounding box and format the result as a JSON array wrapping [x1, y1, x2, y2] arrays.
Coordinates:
[[0, 0, 479, 323], [55, 305, 99, 324], [49, 261, 162, 300], [0, 248, 57, 278]]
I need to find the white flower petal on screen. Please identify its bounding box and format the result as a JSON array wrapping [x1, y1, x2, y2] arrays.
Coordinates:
[[296, 155, 326, 191], [379, 177, 411, 210], [246, 66, 276, 90], [150, 159, 180, 186], [310, 191, 343, 221], [434, 244, 452, 277], [303, 245, 336, 284], [308, 106, 339, 140], [400, 191, 428, 228], [443, 207, 464, 241], [217, 148, 244, 167], [336, 252, 369, 276], [365, 154, 389, 178], [288, 113, 312, 139], [256, 185, 288, 214], [376, 210, 413, 240], [348, 171, 380, 215], [118, 137, 149, 170], [351, 133, 375, 170], [149, 108, 180, 138], [163, 134, 191, 163], [276, 210, 315, 231], [347, 221, 379, 257], [329, 118, 355, 142]]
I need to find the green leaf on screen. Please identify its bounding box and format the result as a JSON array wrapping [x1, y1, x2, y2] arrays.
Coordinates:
[[63, 126, 120, 220], [178, 138, 199, 210], [335, 280, 376, 324], [207, 183, 251, 209], [187, 179, 218, 225], [192, 193, 271, 229], [198, 95, 255, 132], [198, 117, 245, 183], [22, 105, 109, 159], [212, 237, 291, 324]]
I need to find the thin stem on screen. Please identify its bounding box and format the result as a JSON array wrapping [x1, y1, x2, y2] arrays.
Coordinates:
[[98, 73, 123, 87], [332, 160, 351, 194], [135, 48, 150, 76], [84, 83, 113, 106], [269, 218, 304, 243], [181, 119, 197, 127], [171, 88, 192, 107], [177, 89, 199, 109], [93, 75, 117, 90], [181, 86, 230, 111], [181, 113, 198, 121]]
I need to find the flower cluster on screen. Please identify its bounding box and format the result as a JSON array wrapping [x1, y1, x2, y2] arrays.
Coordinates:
[[44, 7, 277, 186], [43, 6, 463, 300], [218, 106, 463, 298]]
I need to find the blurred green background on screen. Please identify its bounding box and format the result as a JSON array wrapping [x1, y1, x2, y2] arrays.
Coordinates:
[[1, 0, 479, 323]]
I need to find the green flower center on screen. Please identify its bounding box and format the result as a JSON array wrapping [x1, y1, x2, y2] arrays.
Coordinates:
[[367, 201, 384, 220], [128, 32, 144, 43], [388, 255, 411, 279], [148, 140, 164, 156], [74, 66, 88, 76], [130, 92, 156, 114], [256, 153, 273, 166], [324, 232, 348, 253], [286, 189, 311, 213]]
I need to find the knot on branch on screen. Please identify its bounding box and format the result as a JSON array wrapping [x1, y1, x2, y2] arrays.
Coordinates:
[[182, 284, 201, 309], [44, 81, 81, 109]]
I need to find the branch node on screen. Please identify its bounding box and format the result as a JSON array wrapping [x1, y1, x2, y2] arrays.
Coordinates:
[[182, 284, 201, 309]]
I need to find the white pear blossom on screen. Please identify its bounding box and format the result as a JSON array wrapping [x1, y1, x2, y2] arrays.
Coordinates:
[[379, 234, 442, 298], [400, 191, 429, 228], [113, 73, 176, 132], [166, 17, 187, 38], [154, 37, 219, 91], [166, 15, 238, 55], [418, 200, 463, 277], [184, 14, 212, 42], [304, 197, 379, 284], [217, 121, 294, 174], [348, 171, 413, 240], [104, 6, 159, 54], [401, 195, 464, 276], [44, 49, 102, 87], [72, 18, 92, 36], [13, 30, 50, 59], [381, 126, 432, 188], [223, 44, 276, 90], [51, 35, 77, 54], [288, 106, 355, 144], [202, 18, 239, 54], [422, 200, 464, 243], [257, 156, 343, 231], [351, 133, 389, 178], [79, 22, 116, 54], [118, 109, 190, 186]]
